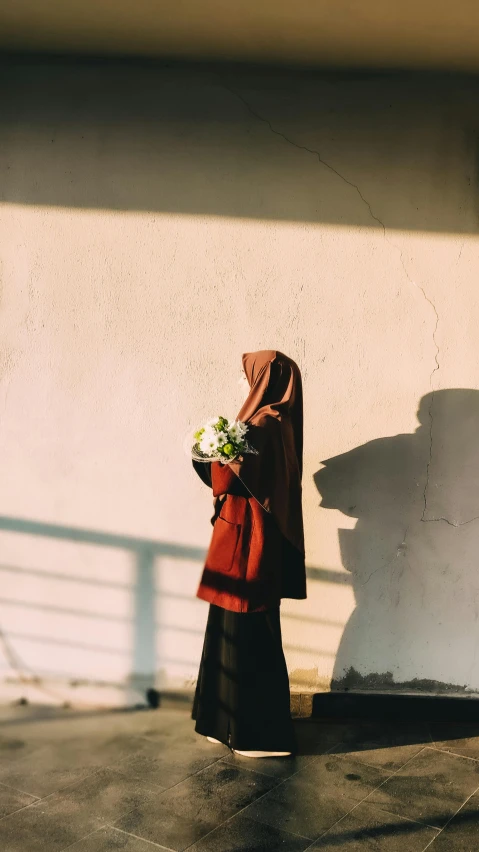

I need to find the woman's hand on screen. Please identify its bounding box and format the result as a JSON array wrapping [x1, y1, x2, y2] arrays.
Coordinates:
[[223, 455, 243, 465]]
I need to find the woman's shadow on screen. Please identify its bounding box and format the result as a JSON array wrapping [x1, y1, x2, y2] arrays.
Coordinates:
[[314, 389, 479, 694]]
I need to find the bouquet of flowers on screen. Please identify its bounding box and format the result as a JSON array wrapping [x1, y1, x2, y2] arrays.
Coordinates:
[[191, 416, 258, 463]]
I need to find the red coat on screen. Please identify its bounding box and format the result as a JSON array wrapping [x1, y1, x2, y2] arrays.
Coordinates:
[[196, 462, 306, 613]]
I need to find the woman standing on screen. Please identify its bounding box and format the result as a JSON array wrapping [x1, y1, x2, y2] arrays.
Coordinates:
[[192, 350, 306, 757]]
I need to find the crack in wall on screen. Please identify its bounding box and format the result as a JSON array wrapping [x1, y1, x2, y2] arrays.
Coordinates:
[[421, 513, 479, 528], [388, 249, 442, 524], [221, 80, 477, 528], [220, 81, 386, 232]]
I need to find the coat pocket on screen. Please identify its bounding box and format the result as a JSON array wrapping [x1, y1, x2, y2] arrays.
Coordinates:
[[206, 516, 241, 573]]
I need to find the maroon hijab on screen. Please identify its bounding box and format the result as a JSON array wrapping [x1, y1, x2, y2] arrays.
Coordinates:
[[229, 350, 305, 555]]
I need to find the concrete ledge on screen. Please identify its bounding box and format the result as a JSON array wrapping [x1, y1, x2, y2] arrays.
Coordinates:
[[312, 691, 479, 723]]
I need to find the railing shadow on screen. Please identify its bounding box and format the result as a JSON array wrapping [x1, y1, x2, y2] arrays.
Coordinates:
[[0, 515, 206, 707], [0, 514, 347, 709]]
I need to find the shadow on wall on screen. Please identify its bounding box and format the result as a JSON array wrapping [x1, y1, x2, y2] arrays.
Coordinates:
[[1, 57, 479, 233], [315, 388, 479, 694], [2, 392, 479, 702]]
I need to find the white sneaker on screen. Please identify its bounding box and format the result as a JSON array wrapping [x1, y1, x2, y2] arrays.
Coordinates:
[[233, 750, 292, 758], [206, 736, 222, 744]]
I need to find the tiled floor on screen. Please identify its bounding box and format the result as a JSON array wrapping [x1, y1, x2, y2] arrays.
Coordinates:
[[0, 703, 478, 851]]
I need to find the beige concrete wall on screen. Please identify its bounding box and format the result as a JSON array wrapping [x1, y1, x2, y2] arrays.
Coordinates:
[[1, 60, 479, 707]]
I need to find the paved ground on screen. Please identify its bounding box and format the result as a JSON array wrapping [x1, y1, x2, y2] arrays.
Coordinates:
[[0, 702, 478, 851]]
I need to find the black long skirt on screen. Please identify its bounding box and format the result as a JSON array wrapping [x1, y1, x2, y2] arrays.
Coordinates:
[[192, 604, 295, 753]]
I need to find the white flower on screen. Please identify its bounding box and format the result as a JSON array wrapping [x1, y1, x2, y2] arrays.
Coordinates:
[[216, 431, 228, 447], [199, 428, 220, 454], [229, 421, 248, 441], [206, 417, 221, 428]]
